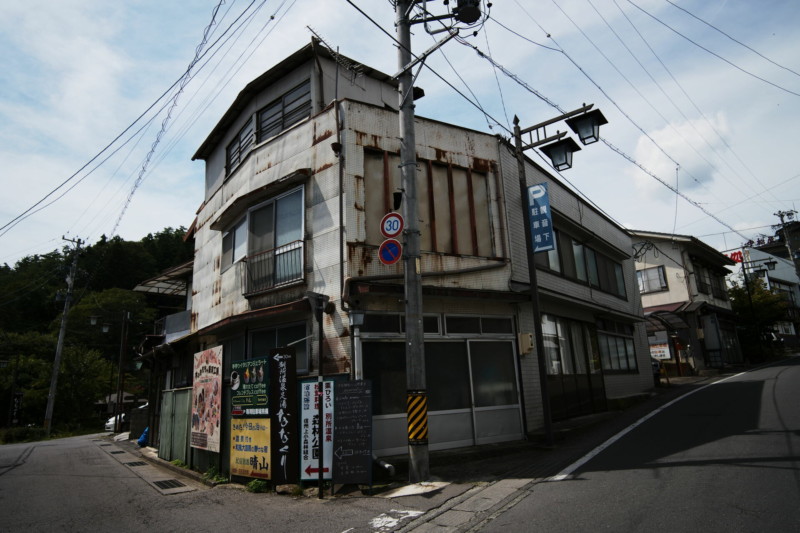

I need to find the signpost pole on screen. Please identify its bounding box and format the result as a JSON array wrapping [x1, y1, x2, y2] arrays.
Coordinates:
[[513, 117, 554, 447]]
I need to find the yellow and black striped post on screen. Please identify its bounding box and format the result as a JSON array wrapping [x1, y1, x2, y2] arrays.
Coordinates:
[[407, 391, 428, 444]]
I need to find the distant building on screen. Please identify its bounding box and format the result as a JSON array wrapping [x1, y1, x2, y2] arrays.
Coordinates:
[[139, 42, 654, 474], [739, 248, 800, 347], [629, 230, 740, 373]]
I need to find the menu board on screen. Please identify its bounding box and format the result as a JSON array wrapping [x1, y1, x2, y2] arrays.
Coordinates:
[[333, 380, 372, 485]]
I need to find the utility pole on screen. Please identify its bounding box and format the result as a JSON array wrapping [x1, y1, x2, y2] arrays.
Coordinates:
[[775, 210, 800, 280], [44, 237, 82, 436], [396, 0, 429, 483]]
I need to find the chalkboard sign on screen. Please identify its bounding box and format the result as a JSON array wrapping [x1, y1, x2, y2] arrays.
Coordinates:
[[333, 380, 373, 485]]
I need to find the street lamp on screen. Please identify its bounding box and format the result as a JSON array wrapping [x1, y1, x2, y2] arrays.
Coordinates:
[[565, 108, 608, 145], [91, 311, 130, 432], [513, 105, 607, 447]]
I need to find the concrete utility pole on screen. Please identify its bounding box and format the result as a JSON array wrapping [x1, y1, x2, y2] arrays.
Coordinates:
[[775, 210, 800, 280], [44, 237, 82, 436], [395, 0, 430, 483]]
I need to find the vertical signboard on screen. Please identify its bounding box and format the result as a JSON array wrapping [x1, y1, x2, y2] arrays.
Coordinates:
[[230, 419, 271, 479], [270, 348, 299, 484], [230, 356, 269, 417], [333, 380, 373, 485], [527, 183, 555, 253], [300, 380, 334, 481], [191, 346, 222, 453]]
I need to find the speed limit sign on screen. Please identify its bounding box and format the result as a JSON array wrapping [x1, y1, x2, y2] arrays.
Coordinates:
[[380, 212, 404, 239]]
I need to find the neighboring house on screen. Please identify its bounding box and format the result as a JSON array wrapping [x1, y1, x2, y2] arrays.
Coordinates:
[[753, 219, 800, 277], [740, 248, 800, 347], [143, 41, 653, 473], [629, 230, 740, 373]]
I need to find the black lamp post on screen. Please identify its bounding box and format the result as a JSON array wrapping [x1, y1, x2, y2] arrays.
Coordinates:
[[513, 105, 608, 446]]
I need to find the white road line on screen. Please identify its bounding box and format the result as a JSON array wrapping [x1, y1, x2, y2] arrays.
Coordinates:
[[549, 372, 746, 482]]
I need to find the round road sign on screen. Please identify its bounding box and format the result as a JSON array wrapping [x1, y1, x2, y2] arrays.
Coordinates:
[[378, 239, 402, 265], [380, 212, 404, 239]]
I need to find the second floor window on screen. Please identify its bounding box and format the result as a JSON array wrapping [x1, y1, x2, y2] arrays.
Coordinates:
[[257, 80, 312, 142], [637, 265, 668, 293], [222, 187, 305, 291], [226, 118, 255, 175]]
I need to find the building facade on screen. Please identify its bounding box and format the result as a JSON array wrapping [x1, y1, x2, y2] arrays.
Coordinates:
[[146, 42, 653, 473], [630, 230, 741, 373]]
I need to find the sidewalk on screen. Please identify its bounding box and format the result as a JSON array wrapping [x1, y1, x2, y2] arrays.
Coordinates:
[[106, 372, 720, 531]]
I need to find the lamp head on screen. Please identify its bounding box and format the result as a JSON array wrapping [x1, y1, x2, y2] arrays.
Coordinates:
[[565, 108, 608, 145], [540, 137, 581, 171]]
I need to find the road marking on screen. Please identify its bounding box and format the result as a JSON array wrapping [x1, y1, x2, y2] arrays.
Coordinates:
[[549, 372, 745, 481], [369, 510, 424, 531]]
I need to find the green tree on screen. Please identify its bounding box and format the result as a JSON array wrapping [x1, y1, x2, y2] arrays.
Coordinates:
[[53, 347, 112, 429], [728, 275, 788, 360]]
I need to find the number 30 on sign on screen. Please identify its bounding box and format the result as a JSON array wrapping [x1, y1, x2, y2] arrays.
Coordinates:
[[380, 213, 404, 239]]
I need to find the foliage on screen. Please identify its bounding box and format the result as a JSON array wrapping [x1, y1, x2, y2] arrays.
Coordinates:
[[0, 426, 47, 444], [171, 459, 188, 468], [728, 276, 788, 328], [53, 347, 113, 426], [728, 275, 789, 360], [202, 465, 229, 484], [0, 227, 191, 430], [245, 479, 271, 493]]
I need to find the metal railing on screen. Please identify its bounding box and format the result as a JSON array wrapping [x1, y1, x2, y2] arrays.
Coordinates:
[[242, 240, 304, 296]]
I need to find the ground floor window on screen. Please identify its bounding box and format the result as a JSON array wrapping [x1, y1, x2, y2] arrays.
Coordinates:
[[595, 318, 638, 373]]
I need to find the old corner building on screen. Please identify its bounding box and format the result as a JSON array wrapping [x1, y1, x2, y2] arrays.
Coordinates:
[[141, 41, 654, 476]]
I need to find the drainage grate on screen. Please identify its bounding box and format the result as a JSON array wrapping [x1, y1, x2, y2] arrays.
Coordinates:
[[125, 461, 147, 467], [153, 479, 186, 489], [109, 450, 125, 455], [99, 444, 111, 447]]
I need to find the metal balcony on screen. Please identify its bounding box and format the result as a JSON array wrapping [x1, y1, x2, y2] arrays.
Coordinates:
[[242, 240, 305, 296]]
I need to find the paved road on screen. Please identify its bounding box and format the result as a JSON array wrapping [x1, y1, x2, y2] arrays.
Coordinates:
[[0, 433, 461, 532], [475, 359, 800, 533]]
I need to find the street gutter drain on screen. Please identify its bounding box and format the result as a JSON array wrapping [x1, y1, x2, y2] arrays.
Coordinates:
[[99, 444, 111, 446], [125, 461, 147, 467], [109, 451, 125, 454], [153, 479, 185, 489]]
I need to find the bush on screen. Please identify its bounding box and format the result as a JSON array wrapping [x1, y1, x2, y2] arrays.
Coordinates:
[[245, 479, 270, 493], [1, 426, 47, 444]]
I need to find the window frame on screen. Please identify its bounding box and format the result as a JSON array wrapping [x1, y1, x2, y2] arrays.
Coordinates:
[[256, 80, 312, 144], [220, 185, 305, 273], [225, 118, 254, 175], [637, 265, 669, 294]]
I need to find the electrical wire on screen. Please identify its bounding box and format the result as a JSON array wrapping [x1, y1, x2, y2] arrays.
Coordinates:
[[610, 0, 780, 207], [626, 0, 800, 98], [0, 0, 263, 240], [663, 0, 800, 79]]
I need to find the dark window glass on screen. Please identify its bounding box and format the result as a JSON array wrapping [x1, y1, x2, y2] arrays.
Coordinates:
[[363, 342, 406, 415], [362, 314, 401, 333], [426, 342, 471, 411], [482, 317, 513, 334], [257, 80, 312, 142], [446, 316, 482, 334]]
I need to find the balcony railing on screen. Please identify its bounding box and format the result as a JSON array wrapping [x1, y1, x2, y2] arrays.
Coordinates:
[[242, 240, 305, 296]]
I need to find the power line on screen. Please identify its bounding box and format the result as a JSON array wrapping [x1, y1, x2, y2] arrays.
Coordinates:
[[663, 0, 800, 79], [626, 0, 800, 98], [610, 0, 779, 206]]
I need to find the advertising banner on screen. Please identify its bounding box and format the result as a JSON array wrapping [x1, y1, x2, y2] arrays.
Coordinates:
[[527, 183, 555, 253], [230, 356, 269, 417], [300, 380, 334, 481], [191, 346, 222, 452], [230, 418, 271, 479], [270, 347, 298, 484]]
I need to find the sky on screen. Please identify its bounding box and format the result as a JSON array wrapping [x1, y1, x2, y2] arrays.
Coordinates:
[[1, 0, 799, 268]]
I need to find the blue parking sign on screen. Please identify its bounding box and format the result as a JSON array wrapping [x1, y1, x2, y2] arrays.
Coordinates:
[[527, 183, 554, 253]]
